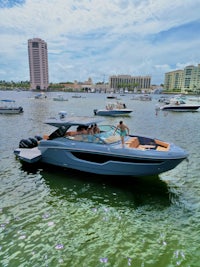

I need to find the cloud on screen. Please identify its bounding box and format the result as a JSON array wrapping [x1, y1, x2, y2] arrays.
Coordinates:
[[0, 0, 200, 84]]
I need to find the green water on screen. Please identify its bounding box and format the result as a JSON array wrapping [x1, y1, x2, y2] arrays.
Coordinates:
[[0, 91, 200, 266]]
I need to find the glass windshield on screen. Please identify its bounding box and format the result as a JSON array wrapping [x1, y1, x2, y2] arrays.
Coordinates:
[[65, 124, 121, 144]]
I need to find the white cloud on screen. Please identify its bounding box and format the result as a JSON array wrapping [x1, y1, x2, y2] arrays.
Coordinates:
[[0, 0, 200, 84]]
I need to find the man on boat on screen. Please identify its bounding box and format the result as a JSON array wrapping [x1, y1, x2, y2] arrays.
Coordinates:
[[114, 121, 130, 146]]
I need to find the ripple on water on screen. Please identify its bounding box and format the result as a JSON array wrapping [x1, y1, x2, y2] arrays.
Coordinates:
[[1, 93, 200, 266]]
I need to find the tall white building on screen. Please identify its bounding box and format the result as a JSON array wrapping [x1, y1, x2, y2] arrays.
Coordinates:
[[164, 64, 200, 94], [28, 38, 49, 90]]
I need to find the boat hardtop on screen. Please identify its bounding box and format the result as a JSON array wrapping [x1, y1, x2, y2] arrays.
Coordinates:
[[45, 115, 103, 129]]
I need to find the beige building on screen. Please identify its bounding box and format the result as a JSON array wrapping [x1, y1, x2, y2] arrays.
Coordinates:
[[28, 38, 49, 90], [164, 70, 183, 92], [109, 75, 151, 92], [164, 64, 200, 94]]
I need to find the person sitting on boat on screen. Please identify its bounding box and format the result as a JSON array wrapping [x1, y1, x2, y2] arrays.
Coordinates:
[[93, 124, 100, 134], [87, 125, 94, 135], [114, 120, 130, 146]]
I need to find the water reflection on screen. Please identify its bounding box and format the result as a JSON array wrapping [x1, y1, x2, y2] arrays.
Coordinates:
[[20, 164, 170, 208]]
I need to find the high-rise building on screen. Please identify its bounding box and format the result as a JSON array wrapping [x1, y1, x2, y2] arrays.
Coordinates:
[[164, 64, 200, 94], [28, 38, 49, 90]]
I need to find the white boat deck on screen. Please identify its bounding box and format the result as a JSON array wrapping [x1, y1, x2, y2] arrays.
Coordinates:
[[14, 147, 41, 163]]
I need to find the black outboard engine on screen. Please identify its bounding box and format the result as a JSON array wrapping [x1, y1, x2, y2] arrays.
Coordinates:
[[19, 135, 42, 148], [19, 138, 33, 148]]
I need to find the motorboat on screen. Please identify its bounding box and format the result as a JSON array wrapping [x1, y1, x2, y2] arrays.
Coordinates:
[[157, 96, 170, 104], [139, 94, 152, 101], [0, 99, 23, 114], [94, 102, 133, 116], [34, 93, 47, 99], [53, 94, 68, 101], [14, 112, 188, 177], [72, 93, 82, 98], [131, 94, 152, 101], [160, 97, 200, 112], [106, 93, 117, 99]]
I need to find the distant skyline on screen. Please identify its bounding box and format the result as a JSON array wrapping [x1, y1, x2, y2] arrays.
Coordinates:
[[0, 0, 200, 85]]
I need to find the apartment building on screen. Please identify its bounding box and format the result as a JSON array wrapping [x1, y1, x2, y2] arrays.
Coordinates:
[[164, 64, 200, 94], [109, 75, 151, 92], [28, 38, 49, 90]]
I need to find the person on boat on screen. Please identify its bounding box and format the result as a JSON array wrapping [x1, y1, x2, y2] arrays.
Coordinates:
[[93, 124, 100, 134], [114, 121, 130, 146], [87, 124, 94, 135]]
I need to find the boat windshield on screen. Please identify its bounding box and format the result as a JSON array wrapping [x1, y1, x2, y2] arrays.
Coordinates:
[[65, 124, 121, 144]]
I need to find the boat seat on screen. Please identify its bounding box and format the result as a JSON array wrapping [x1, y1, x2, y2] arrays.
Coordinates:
[[125, 137, 138, 144], [105, 135, 121, 143], [155, 139, 170, 151], [126, 137, 140, 148], [66, 131, 78, 136]]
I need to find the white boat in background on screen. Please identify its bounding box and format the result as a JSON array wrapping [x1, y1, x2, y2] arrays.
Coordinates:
[[94, 101, 133, 116], [53, 94, 68, 101], [34, 93, 47, 99], [107, 93, 117, 99], [139, 94, 152, 101], [72, 93, 82, 98], [131, 94, 152, 101], [160, 97, 200, 112], [0, 99, 23, 114]]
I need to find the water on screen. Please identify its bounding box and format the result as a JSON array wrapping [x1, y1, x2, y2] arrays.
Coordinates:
[[0, 91, 200, 267]]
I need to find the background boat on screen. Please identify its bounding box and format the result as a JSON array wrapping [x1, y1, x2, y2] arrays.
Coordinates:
[[94, 101, 133, 116], [160, 96, 200, 111], [53, 94, 68, 101], [34, 92, 47, 99], [0, 99, 23, 114]]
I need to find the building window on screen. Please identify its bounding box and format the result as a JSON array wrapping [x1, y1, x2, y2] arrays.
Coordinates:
[[32, 42, 39, 48]]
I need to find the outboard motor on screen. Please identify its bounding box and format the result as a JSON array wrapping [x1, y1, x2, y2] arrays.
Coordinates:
[[28, 137, 38, 147], [19, 138, 33, 148], [35, 135, 43, 141], [19, 135, 42, 148]]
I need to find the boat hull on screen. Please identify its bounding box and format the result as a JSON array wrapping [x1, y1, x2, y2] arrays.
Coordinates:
[[0, 107, 23, 114], [161, 105, 200, 112], [14, 139, 188, 177], [40, 149, 185, 176], [94, 109, 133, 116]]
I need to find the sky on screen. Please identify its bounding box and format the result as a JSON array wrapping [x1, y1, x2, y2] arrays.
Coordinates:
[[0, 0, 200, 85]]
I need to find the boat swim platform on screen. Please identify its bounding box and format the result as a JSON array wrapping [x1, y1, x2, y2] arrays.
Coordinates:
[[14, 147, 42, 163]]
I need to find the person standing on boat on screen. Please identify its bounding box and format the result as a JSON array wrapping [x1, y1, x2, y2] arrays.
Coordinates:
[[114, 121, 130, 146]]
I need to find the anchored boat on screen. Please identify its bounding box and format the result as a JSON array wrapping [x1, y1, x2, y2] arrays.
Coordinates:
[[14, 112, 188, 177]]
